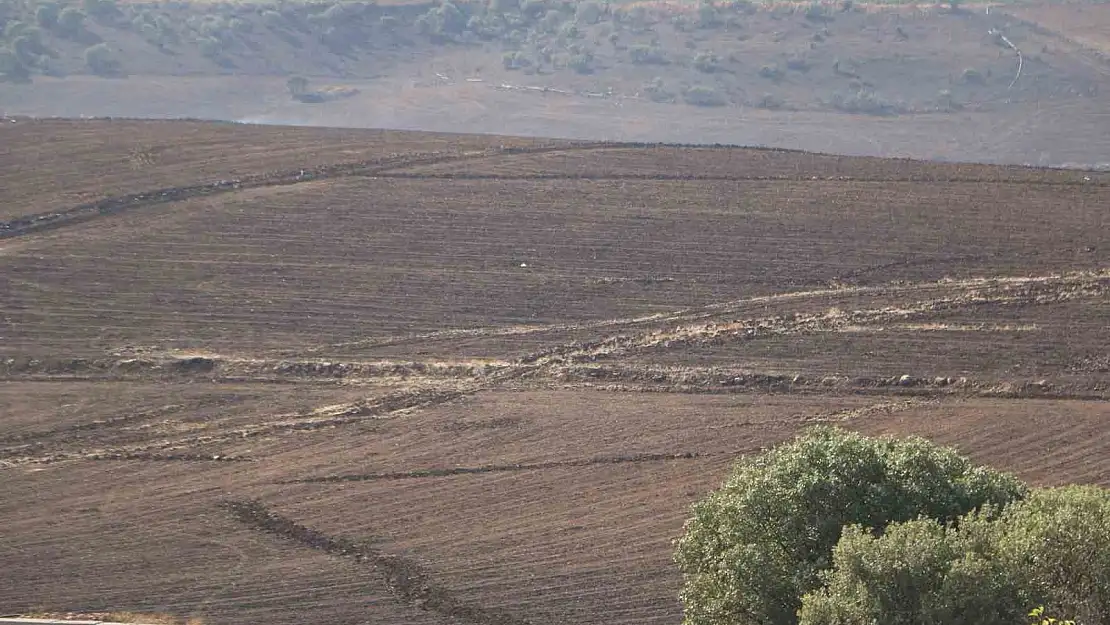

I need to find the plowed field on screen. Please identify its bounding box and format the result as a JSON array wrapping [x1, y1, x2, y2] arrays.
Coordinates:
[[2, 119, 1109, 625]]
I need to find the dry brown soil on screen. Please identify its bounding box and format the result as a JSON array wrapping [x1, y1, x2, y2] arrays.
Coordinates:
[[2, 119, 1109, 625]]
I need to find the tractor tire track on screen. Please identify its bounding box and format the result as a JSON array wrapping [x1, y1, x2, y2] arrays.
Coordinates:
[[371, 171, 1109, 186], [0, 143, 600, 241], [222, 499, 533, 625], [281, 452, 706, 484], [0, 387, 474, 468]]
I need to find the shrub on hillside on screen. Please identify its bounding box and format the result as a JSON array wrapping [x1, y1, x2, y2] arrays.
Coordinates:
[[501, 50, 531, 70], [575, 1, 602, 25], [962, 67, 986, 85], [565, 51, 593, 74], [641, 76, 674, 103], [11, 34, 48, 67], [84, 42, 121, 75], [693, 51, 719, 73], [0, 46, 32, 82], [682, 85, 727, 106], [629, 44, 667, 65], [56, 7, 88, 38], [830, 89, 907, 116], [415, 1, 467, 38], [674, 427, 1028, 625], [36, 3, 61, 29], [489, 0, 520, 14], [758, 63, 782, 79], [83, 0, 121, 23]]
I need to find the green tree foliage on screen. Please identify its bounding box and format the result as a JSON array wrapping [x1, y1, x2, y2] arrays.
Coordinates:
[[83, 0, 121, 23], [693, 51, 720, 73], [996, 486, 1110, 623], [56, 7, 88, 38], [0, 46, 32, 82], [682, 85, 726, 106], [416, 1, 467, 38], [797, 486, 1110, 625], [674, 427, 1027, 625], [575, 1, 602, 25], [84, 42, 120, 75], [36, 3, 61, 29], [798, 515, 1028, 625], [629, 44, 668, 65], [489, 0, 519, 14]]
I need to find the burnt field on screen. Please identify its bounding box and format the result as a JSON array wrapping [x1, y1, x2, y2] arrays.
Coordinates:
[[2, 119, 1109, 625]]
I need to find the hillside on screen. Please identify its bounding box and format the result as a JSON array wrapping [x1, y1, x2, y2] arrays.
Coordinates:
[[2, 0, 1110, 165], [2, 119, 1109, 624]]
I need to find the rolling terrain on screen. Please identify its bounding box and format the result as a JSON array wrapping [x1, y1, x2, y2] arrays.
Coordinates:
[[2, 119, 1110, 624], [3, 0, 1110, 166]]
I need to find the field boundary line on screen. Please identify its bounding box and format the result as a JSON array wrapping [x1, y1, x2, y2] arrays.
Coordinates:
[[222, 500, 532, 625], [0, 143, 609, 240]]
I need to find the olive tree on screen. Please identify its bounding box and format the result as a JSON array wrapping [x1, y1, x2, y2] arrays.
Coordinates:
[[798, 515, 1028, 625], [995, 486, 1110, 624], [798, 486, 1110, 625], [673, 427, 1027, 625]]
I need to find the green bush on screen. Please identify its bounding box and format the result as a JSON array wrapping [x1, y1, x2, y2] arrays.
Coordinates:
[[83, 0, 121, 23], [84, 42, 120, 75], [489, 0, 519, 14], [575, 1, 602, 25], [36, 3, 61, 29], [682, 85, 727, 106], [696, 1, 719, 28], [996, 486, 1110, 623], [693, 51, 719, 73], [758, 63, 782, 79], [502, 50, 531, 69], [566, 51, 592, 74], [797, 486, 1110, 624], [641, 76, 674, 103], [0, 46, 32, 82], [962, 67, 986, 85], [57, 7, 88, 38], [798, 514, 1028, 625], [674, 427, 1027, 625], [629, 44, 667, 65]]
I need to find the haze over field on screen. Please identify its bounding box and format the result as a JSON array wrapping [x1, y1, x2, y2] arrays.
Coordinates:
[[2, 0, 1110, 165]]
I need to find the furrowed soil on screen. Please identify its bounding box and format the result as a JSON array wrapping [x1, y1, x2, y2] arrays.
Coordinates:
[[2, 119, 1109, 624]]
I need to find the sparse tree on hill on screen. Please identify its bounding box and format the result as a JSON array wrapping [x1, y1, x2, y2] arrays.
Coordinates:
[[489, 0, 519, 15], [36, 3, 61, 29], [56, 7, 88, 38], [84, 42, 121, 76], [286, 75, 309, 97], [575, 1, 602, 25], [83, 0, 121, 23], [0, 47, 32, 83]]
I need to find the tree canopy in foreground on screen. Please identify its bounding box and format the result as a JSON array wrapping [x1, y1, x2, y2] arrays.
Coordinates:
[[675, 427, 1110, 625]]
